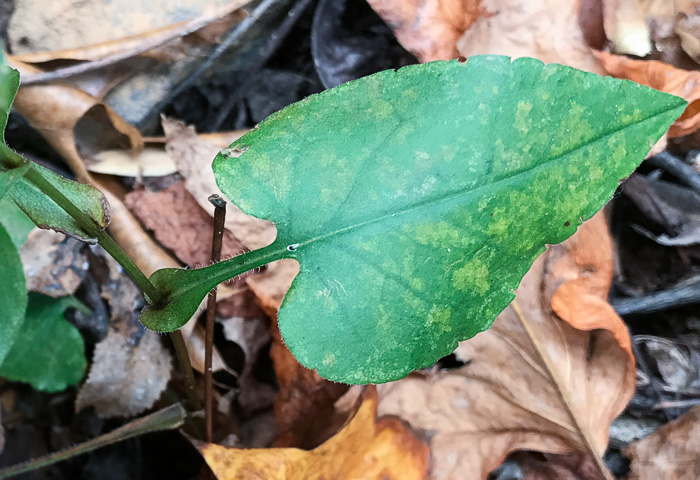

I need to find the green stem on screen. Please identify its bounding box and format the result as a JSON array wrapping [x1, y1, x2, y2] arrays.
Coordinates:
[[3, 148, 163, 304], [170, 329, 201, 411], [0, 404, 186, 479]]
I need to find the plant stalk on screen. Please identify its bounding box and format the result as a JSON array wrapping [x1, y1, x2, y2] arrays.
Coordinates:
[[5, 152, 164, 305], [171, 329, 201, 411], [204, 195, 227, 442], [0, 404, 186, 479]]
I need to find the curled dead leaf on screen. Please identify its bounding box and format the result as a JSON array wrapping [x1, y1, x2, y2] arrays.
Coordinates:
[[457, 0, 605, 74], [365, 0, 483, 62], [378, 213, 634, 480], [595, 50, 700, 137], [198, 386, 430, 480], [75, 252, 172, 418]]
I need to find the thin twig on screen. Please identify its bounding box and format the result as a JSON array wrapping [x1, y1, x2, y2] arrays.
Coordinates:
[[205, 195, 227, 442], [0, 404, 185, 479], [611, 277, 700, 316]]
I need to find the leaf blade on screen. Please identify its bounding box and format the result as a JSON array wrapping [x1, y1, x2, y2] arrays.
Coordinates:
[[0, 222, 26, 365], [0, 293, 87, 392], [206, 57, 685, 383]]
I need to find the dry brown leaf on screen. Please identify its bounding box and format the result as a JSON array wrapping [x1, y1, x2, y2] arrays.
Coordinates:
[[8, 58, 144, 179], [366, 0, 483, 62], [596, 0, 700, 63], [595, 50, 700, 136], [124, 181, 247, 268], [269, 321, 348, 449], [20, 229, 88, 297], [246, 259, 299, 317], [8, 0, 244, 55], [198, 386, 430, 480], [378, 214, 634, 480], [161, 117, 273, 250], [75, 253, 171, 418], [624, 406, 700, 480], [457, 0, 605, 74]]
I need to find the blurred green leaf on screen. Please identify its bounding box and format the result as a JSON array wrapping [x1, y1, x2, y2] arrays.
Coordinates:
[[0, 56, 111, 242], [0, 221, 26, 365], [0, 293, 87, 392], [0, 195, 35, 248]]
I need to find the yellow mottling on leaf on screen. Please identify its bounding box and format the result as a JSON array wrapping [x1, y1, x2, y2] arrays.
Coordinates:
[[452, 257, 490, 294], [426, 306, 452, 333], [323, 352, 336, 367], [515, 101, 533, 135]]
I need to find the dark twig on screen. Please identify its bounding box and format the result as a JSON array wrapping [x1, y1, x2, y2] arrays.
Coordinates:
[[630, 336, 673, 423], [647, 151, 700, 196], [18, 1, 251, 85], [611, 277, 700, 316], [205, 195, 227, 443], [171, 330, 202, 412], [210, 0, 315, 131], [0, 404, 185, 479], [136, 0, 281, 130]]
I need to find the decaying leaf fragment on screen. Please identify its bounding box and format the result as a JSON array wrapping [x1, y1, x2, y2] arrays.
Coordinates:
[[75, 253, 171, 418], [378, 214, 634, 480], [595, 50, 700, 137], [457, 0, 605, 74], [624, 406, 700, 480], [198, 386, 429, 480], [365, 0, 483, 62], [20, 229, 88, 298]]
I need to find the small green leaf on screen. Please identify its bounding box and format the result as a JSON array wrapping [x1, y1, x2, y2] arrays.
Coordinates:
[[144, 57, 686, 383], [0, 293, 87, 392], [0, 57, 111, 242], [0, 221, 26, 365], [6, 164, 111, 242]]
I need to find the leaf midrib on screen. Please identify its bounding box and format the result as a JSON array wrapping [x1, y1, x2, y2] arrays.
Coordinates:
[[289, 106, 678, 250]]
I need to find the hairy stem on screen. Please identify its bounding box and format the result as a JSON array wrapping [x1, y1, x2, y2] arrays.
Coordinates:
[[0, 404, 186, 479], [7, 152, 164, 304]]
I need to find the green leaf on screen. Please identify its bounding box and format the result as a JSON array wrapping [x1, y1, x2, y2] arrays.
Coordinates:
[[0, 59, 20, 144], [0, 293, 87, 392], [0, 195, 35, 248], [6, 163, 111, 243], [0, 221, 26, 365], [144, 56, 686, 383], [0, 57, 111, 242]]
